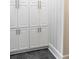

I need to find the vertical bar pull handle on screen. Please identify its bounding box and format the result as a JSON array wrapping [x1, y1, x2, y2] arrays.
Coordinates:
[[37, 27, 42, 32], [16, 29, 20, 35], [37, 28, 40, 32], [17, 0, 19, 9], [39, 27, 41, 32], [15, 0, 19, 9], [38, 0, 41, 9], [15, 0, 17, 8]]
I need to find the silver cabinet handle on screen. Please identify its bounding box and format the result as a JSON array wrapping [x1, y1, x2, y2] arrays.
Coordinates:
[[37, 27, 40, 32], [39, 27, 41, 32], [38, 0, 41, 9], [16, 29, 20, 35], [37, 27, 41, 32], [15, 0, 19, 9]]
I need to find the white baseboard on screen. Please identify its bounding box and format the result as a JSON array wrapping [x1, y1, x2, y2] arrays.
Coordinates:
[[49, 43, 69, 59], [10, 46, 48, 55]]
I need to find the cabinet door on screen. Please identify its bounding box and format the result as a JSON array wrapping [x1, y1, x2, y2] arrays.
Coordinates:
[[39, 28, 48, 46], [19, 28, 29, 50], [10, 0, 15, 5], [19, 0, 28, 6], [18, 6, 29, 28], [30, 0, 39, 27], [30, 27, 40, 48], [10, 29, 19, 52], [40, 0, 48, 26], [10, 6, 17, 28]]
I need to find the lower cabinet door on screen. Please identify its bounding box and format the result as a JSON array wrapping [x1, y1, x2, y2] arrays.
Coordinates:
[[39, 28, 48, 46], [30, 27, 40, 48], [30, 27, 48, 48], [10, 29, 19, 52], [19, 28, 29, 50]]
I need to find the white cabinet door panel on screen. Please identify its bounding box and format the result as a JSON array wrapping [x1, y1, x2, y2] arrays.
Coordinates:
[[39, 28, 48, 46], [30, 27, 40, 48], [19, 0, 28, 5], [18, 6, 29, 28], [10, 0, 15, 5], [10, 29, 19, 52], [30, 6, 39, 27], [19, 28, 29, 50], [40, 7, 48, 26], [10, 6, 17, 28], [30, 27, 48, 48], [30, 0, 38, 5], [40, 0, 48, 26]]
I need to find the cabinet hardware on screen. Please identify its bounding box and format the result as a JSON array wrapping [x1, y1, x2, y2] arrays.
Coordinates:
[[37, 27, 41, 32], [37, 28, 40, 32], [16, 29, 20, 35], [38, 0, 41, 9], [39, 27, 41, 32], [15, 0, 19, 9]]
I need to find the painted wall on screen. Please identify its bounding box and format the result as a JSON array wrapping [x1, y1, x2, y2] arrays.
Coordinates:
[[63, 0, 69, 59], [49, 0, 69, 59], [49, 0, 64, 54]]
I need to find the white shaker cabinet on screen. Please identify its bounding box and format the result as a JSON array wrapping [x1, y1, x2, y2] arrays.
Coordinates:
[[10, 29, 19, 51], [30, 0, 39, 27], [10, 0, 15, 5], [18, 6, 29, 28], [10, 0, 28, 5], [10, 28, 29, 52], [10, 0, 29, 28], [30, 27, 48, 48], [39, 0, 49, 26], [10, 0, 49, 52], [30, 0, 48, 27], [19, 0, 28, 5], [30, 27, 40, 48], [39, 28, 48, 46], [19, 28, 29, 50], [10, 6, 17, 28]]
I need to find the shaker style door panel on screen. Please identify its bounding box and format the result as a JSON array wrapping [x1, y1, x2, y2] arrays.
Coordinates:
[[10, 6, 17, 28], [10, 29, 19, 52], [39, 28, 48, 46], [30, 27, 40, 48], [40, 0, 48, 26], [19, 28, 29, 50], [18, 6, 29, 28], [40, 7, 48, 26], [19, 0, 28, 5], [30, 6, 39, 27], [10, 0, 15, 5]]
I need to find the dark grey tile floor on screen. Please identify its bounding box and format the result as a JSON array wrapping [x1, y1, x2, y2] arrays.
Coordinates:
[[10, 49, 56, 59]]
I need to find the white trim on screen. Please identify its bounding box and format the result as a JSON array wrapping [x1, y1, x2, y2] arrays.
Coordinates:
[[49, 43, 69, 59], [49, 43, 63, 59], [63, 55, 69, 58], [10, 46, 48, 55], [48, 48, 58, 59]]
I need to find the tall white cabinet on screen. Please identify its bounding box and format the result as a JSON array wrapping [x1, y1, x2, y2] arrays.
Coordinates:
[[10, 0, 49, 52]]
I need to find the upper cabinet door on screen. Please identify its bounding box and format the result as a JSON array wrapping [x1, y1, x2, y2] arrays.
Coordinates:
[[10, 6, 17, 28], [19, 0, 28, 5], [19, 28, 29, 50], [30, 0, 39, 27], [40, 0, 48, 26], [10, 0, 15, 5], [10, 29, 19, 52], [18, 6, 29, 28]]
